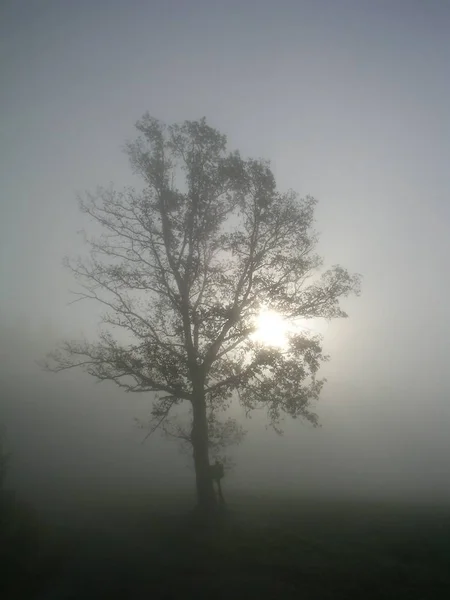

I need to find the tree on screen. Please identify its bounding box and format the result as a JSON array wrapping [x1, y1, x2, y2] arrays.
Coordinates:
[[136, 404, 246, 474], [43, 114, 361, 518]]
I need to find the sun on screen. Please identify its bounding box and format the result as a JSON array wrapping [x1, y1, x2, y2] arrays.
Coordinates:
[[252, 307, 289, 348]]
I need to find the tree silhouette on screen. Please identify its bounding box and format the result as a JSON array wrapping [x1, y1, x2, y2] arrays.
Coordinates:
[[43, 115, 361, 518], [136, 404, 246, 476]]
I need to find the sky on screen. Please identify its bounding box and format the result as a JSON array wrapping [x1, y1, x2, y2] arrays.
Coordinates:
[[1, 0, 450, 506]]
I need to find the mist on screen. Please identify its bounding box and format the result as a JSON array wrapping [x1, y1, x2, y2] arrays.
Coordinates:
[[2, 1, 450, 597], [2, 312, 450, 510]]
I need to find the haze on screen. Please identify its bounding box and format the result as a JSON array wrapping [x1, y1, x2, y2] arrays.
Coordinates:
[[1, 0, 450, 513]]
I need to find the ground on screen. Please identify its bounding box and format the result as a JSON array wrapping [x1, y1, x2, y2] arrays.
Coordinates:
[[3, 490, 450, 599]]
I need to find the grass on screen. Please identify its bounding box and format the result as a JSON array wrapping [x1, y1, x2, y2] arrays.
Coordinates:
[[3, 488, 450, 598]]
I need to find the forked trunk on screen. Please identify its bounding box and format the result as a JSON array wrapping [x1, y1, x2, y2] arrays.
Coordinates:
[[191, 388, 216, 518]]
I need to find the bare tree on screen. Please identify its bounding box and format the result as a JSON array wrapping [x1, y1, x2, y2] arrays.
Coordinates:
[[42, 115, 361, 518]]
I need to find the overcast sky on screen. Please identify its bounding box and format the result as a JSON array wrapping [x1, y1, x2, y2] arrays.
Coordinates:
[[1, 0, 450, 505]]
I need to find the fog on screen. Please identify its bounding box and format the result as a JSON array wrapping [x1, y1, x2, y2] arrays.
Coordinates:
[[2, 0, 450, 513], [3, 318, 450, 511]]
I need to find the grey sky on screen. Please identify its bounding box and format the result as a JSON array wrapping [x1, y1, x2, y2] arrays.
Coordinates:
[[1, 0, 450, 503]]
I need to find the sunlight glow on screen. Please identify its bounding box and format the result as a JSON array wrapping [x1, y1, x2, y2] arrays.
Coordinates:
[[252, 308, 289, 348], [251, 307, 327, 350]]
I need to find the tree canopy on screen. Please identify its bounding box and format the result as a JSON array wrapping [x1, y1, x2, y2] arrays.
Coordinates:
[[43, 114, 361, 513]]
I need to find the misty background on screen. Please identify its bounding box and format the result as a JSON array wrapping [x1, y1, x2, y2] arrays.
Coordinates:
[[1, 0, 450, 510]]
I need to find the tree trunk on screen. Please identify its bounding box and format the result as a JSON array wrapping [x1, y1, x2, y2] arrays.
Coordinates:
[[191, 387, 217, 519]]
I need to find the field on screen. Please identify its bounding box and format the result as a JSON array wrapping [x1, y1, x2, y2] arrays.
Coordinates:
[[3, 489, 450, 599]]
